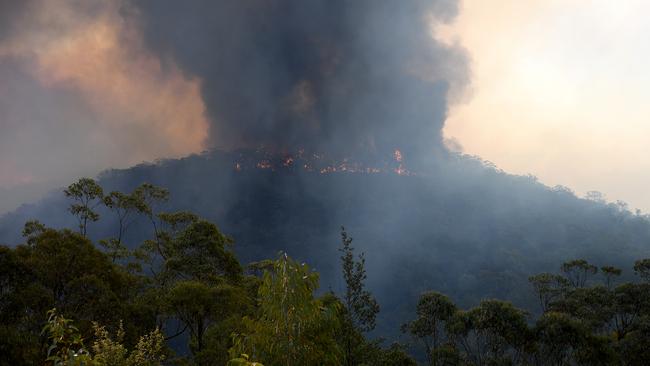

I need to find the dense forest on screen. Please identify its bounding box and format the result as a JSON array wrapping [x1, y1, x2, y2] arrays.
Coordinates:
[[2, 150, 650, 336], [0, 178, 650, 365], [3, 176, 650, 365]]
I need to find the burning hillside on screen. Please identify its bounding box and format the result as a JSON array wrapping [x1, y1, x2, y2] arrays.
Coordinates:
[[231, 148, 415, 176]]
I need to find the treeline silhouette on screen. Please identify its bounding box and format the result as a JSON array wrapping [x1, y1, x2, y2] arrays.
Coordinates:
[[2, 179, 650, 365]]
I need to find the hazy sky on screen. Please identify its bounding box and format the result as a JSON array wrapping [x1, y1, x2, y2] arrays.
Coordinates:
[[1, 0, 649, 214], [442, 0, 650, 212], [0, 0, 207, 213]]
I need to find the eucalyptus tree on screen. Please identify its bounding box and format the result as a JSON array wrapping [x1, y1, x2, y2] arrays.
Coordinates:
[[561, 259, 598, 288], [338, 227, 379, 366], [230, 254, 342, 366], [447, 300, 530, 366], [402, 291, 456, 365], [64, 178, 104, 237]]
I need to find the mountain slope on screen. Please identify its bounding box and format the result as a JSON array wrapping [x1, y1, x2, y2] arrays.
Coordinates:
[[1, 150, 649, 337]]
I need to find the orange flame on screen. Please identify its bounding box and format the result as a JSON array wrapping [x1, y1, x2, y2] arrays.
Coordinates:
[[256, 160, 272, 169], [233, 149, 416, 176]]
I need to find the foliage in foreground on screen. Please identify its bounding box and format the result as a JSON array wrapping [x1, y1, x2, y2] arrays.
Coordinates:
[[43, 309, 165, 366], [3, 178, 650, 365]]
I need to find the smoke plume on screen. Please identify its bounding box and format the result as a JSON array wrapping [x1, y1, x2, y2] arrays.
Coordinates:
[[127, 0, 469, 159], [0, 0, 208, 213]]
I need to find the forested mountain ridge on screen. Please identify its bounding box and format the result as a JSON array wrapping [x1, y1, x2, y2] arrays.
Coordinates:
[[1, 150, 649, 333], [0, 152, 650, 366]]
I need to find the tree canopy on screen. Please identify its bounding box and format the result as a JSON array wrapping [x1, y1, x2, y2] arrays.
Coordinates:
[[2, 178, 650, 365]]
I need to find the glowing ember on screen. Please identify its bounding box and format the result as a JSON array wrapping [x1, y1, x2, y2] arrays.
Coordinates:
[[283, 157, 294, 167], [257, 160, 272, 169], [231, 149, 416, 176], [394, 165, 407, 175], [394, 149, 403, 162]]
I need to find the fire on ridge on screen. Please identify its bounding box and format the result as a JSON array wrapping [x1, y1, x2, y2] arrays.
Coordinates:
[[231, 148, 415, 176]]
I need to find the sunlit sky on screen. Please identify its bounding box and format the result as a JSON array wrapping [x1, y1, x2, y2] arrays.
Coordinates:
[[442, 0, 650, 212]]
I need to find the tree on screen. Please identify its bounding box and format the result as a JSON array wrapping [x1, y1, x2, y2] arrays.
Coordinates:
[[16, 227, 134, 327], [338, 227, 379, 366], [447, 300, 530, 365], [100, 190, 145, 262], [132, 183, 170, 252], [7, 224, 154, 362], [0, 245, 39, 364], [135, 211, 200, 281], [133, 210, 202, 333], [534, 312, 597, 365], [0, 220, 157, 365], [633, 259, 650, 281], [611, 283, 650, 339], [22, 220, 46, 243], [135, 213, 248, 361], [0, 246, 31, 319], [529, 273, 570, 313], [561, 259, 598, 288], [601, 266, 622, 289], [64, 178, 104, 237], [230, 254, 342, 366], [163, 219, 241, 282], [363, 343, 418, 366], [103, 191, 140, 244], [401, 291, 457, 365], [165, 280, 248, 363], [618, 316, 650, 365], [548, 286, 614, 332]]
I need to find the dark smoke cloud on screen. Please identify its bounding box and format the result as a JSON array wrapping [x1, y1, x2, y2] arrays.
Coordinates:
[[0, 0, 22, 41], [128, 0, 469, 159]]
